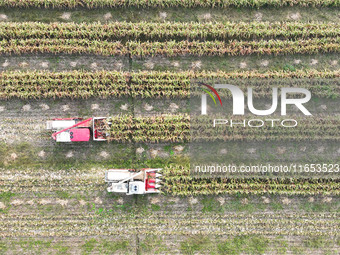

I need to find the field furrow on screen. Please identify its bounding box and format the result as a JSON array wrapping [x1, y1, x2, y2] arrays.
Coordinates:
[[0, 0, 338, 8], [0, 212, 338, 237]]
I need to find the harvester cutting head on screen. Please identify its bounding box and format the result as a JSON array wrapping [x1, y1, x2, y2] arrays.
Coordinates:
[[105, 168, 162, 195]]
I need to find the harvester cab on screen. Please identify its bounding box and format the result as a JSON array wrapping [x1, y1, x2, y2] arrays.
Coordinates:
[[105, 168, 162, 195], [46, 117, 111, 142]]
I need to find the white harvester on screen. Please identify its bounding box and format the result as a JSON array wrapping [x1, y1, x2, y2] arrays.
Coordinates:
[[105, 168, 162, 195]]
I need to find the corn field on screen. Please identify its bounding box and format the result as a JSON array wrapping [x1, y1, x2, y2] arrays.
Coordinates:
[[0, 1, 339, 253]]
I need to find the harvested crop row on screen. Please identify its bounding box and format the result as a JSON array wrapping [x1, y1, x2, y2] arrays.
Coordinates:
[[0, 38, 339, 56], [0, 169, 104, 192], [1, 22, 339, 41], [0, 212, 337, 238], [0, 70, 339, 99], [0, 0, 338, 8]]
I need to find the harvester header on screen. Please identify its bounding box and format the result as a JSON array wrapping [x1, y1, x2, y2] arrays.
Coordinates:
[[105, 168, 162, 195]]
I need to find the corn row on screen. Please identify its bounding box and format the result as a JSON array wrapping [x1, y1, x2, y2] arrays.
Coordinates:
[[191, 115, 340, 142], [103, 115, 339, 143], [164, 177, 340, 195], [0, 70, 339, 99], [0, 70, 130, 99], [162, 165, 340, 195], [105, 115, 190, 143], [0, 38, 339, 56], [1, 22, 339, 41], [0, 0, 338, 8]]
